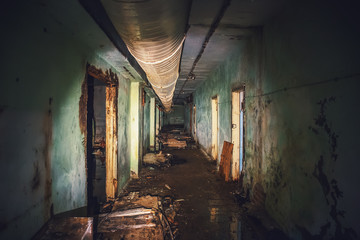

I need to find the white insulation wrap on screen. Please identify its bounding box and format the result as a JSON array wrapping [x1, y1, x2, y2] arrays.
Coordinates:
[[101, 0, 190, 111]]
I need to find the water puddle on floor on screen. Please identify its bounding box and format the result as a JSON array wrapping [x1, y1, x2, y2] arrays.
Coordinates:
[[207, 199, 242, 240]]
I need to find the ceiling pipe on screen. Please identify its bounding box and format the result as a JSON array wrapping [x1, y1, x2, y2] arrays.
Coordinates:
[[175, 0, 231, 103], [79, 0, 164, 107], [101, 0, 191, 112]]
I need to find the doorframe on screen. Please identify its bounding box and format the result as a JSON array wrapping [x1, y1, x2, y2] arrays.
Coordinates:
[[231, 86, 245, 181], [85, 64, 119, 202], [211, 95, 219, 161]]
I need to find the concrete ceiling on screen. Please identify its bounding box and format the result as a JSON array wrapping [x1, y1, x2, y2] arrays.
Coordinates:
[[77, 0, 287, 107], [173, 0, 286, 104]]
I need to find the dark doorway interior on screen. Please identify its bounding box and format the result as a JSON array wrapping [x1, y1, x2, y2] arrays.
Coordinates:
[[87, 76, 107, 214]]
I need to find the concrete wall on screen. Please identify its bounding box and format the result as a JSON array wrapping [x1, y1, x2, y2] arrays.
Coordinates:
[[130, 82, 140, 176], [193, 0, 360, 238], [143, 93, 151, 153], [163, 105, 185, 126], [184, 103, 191, 133], [117, 77, 131, 191], [194, 35, 260, 162], [0, 2, 132, 239]]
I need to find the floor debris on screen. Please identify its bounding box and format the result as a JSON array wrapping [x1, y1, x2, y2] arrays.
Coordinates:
[[158, 126, 192, 149], [96, 192, 180, 240], [143, 152, 172, 166], [33, 217, 93, 240]]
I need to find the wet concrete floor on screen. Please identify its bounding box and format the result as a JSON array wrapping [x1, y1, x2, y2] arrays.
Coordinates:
[[124, 148, 288, 240]]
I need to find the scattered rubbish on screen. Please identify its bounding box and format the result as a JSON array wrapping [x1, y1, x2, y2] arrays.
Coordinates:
[[158, 128, 191, 149], [96, 192, 181, 240], [165, 184, 171, 190], [92, 148, 103, 156], [143, 152, 173, 168], [131, 170, 139, 179], [100, 201, 114, 213], [164, 138, 187, 148], [100, 207, 153, 218], [219, 141, 233, 182], [175, 199, 185, 202], [33, 217, 93, 240]]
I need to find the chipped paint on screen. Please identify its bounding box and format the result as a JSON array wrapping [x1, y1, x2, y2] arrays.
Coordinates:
[[130, 82, 140, 176], [105, 85, 118, 200], [0, 1, 134, 239], [190, 1, 360, 238]]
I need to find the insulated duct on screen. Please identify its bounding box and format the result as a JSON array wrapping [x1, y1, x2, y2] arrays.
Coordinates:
[[101, 0, 190, 111]]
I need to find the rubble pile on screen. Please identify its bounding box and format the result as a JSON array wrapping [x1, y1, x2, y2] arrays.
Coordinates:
[[96, 192, 181, 240], [159, 129, 192, 149]]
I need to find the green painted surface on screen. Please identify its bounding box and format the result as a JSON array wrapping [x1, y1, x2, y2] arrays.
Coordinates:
[[184, 104, 191, 133], [117, 77, 131, 190], [163, 105, 185, 126], [0, 1, 133, 239], [143, 93, 151, 153], [191, 1, 360, 238], [193, 36, 259, 162], [130, 82, 140, 175], [149, 98, 156, 148]]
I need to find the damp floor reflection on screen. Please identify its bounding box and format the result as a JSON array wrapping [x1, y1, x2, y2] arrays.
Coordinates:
[[124, 148, 288, 240]]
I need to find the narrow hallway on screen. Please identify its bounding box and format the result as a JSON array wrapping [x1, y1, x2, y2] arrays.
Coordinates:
[[96, 139, 287, 239], [1, 0, 360, 239]]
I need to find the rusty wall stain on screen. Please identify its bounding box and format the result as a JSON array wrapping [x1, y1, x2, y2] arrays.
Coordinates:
[[79, 77, 88, 138]]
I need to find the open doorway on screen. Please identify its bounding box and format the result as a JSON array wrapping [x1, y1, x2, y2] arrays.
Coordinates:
[[231, 87, 245, 181], [89, 77, 107, 205], [84, 65, 118, 214], [211, 96, 219, 161]]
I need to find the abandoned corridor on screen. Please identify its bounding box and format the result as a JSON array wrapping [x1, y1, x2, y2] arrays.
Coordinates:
[[123, 147, 287, 240], [1, 0, 360, 239]]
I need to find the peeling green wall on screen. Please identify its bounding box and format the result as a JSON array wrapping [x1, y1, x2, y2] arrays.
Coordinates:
[[0, 2, 132, 239], [193, 34, 261, 163], [192, 0, 360, 238], [149, 98, 156, 149], [143, 93, 151, 153], [117, 77, 131, 190], [259, 1, 360, 238], [163, 105, 185, 126], [184, 104, 191, 133], [130, 82, 140, 175]]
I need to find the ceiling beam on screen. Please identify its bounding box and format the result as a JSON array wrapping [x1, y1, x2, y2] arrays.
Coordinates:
[[175, 0, 232, 102], [79, 0, 163, 106]]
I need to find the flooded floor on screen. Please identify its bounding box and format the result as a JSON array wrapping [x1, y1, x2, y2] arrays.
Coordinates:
[[124, 148, 288, 240]]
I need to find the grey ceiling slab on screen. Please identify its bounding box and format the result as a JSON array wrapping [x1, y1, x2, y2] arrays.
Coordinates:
[[174, 0, 286, 105]]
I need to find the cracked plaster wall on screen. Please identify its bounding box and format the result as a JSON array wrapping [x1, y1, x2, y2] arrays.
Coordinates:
[[0, 2, 132, 239], [192, 0, 360, 238]]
